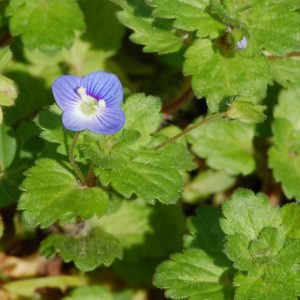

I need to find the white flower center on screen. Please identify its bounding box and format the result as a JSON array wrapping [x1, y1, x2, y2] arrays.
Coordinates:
[[77, 87, 106, 116]]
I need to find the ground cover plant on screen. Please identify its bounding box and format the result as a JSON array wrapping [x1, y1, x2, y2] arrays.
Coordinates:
[[0, 0, 300, 299]]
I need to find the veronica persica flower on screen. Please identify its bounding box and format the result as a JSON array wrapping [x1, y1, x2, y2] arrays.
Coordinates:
[[52, 71, 125, 134], [237, 36, 248, 50]]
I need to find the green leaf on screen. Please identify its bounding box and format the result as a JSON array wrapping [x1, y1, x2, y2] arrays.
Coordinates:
[[110, 0, 183, 54], [96, 199, 185, 261], [35, 106, 74, 155], [3, 276, 86, 297], [234, 240, 300, 300], [184, 39, 271, 111], [225, 1, 300, 55], [149, 0, 225, 38], [64, 286, 135, 300], [154, 248, 234, 300], [0, 75, 17, 107], [19, 159, 109, 228], [188, 119, 255, 175], [221, 189, 282, 270], [0, 124, 16, 170], [269, 84, 300, 201], [183, 170, 235, 203], [94, 145, 192, 204], [41, 228, 122, 271], [226, 101, 267, 124], [123, 93, 162, 146], [7, 0, 85, 54], [281, 204, 300, 239], [221, 189, 300, 299], [270, 58, 300, 87], [0, 47, 12, 71]]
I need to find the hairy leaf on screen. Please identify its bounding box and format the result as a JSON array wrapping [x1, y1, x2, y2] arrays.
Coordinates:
[[41, 229, 122, 271], [19, 159, 109, 228], [7, 0, 85, 54], [184, 39, 271, 111], [188, 119, 255, 175], [110, 0, 183, 54]]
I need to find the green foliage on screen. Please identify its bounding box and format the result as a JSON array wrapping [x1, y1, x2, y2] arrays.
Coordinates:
[[0, 123, 16, 170], [183, 170, 235, 203], [154, 206, 234, 300], [64, 286, 134, 300], [7, 0, 85, 54], [19, 159, 109, 228], [226, 100, 267, 124], [188, 119, 255, 175], [224, 1, 300, 55], [221, 189, 300, 300], [184, 39, 271, 111], [149, 0, 225, 38], [110, 0, 183, 54], [41, 228, 122, 271], [269, 84, 300, 201]]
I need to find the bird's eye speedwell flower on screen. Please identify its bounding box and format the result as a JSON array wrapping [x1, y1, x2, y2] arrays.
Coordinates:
[[52, 71, 125, 134], [236, 36, 248, 50]]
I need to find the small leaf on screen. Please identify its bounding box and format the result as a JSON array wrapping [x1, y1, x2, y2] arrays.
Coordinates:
[[154, 248, 234, 300], [0, 75, 18, 107], [0, 47, 12, 71], [188, 119, 255, 176], [281, 204, 300, 240], [149, 0, 225, 38], [110, 0, 183, 54], [226, 101, 267, 124], [7, 0, 85, 54], [41, 229, 122, 271], [184, 39, 271, 112], [269, 84, 300, 201], [0, 124, 16, 170], [19, 159, 109, 228]]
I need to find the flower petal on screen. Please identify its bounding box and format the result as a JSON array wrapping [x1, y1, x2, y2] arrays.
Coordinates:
[[52, 75, 81, 110], [81, 72, 123, 107], [62, 107, 87, 132], [87, 107, 126, 134]]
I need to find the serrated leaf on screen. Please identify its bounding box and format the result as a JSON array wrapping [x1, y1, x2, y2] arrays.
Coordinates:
[[183, 170, 236, 203], [110, 0, 183, 54], [234, 240, 300, 300], [188, 119, 255, 175], [123, 93, 162, 146], [95, 145, 192, 204], [221, 189, 282, 270], [226, 101, 267, 124], [41, 228, 122, 271], [270, 58, 300, 87], [19, 159, 109, 228], [149, 0, 225, 38], [7, 0, 85, 54], [225, 1, 300, 55], [154, 248, 234, 300], [185, 206, 227, 255], [96, 199, 185, 261], [221, 189, 300, 299], [184, 39, 271, 111], [35, 106, 74, 155], [269, 84, 300, 201], [0, 124, 16, 170]]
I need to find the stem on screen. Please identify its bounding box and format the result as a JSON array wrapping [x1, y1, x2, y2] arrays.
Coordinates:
[[69, 132, 87, 185], [154, 112, 226, 151]]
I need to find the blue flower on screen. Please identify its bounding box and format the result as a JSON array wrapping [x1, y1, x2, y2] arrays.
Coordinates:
[[52, 71, 125, 134], [237, 36, 248, 50]]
